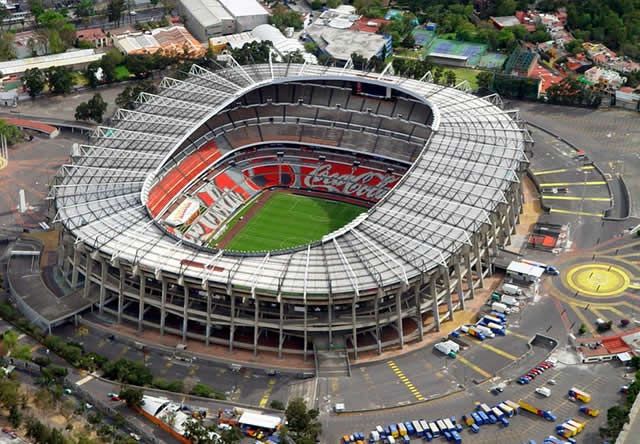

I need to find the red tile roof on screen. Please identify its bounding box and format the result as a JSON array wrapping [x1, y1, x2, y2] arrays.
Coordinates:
[[528, 63, 565, 93], [349, 17, 390, 33], [76, 28, 106, 41]]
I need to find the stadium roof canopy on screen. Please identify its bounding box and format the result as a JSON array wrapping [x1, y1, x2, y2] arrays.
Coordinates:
[[54, 63, 528, 297]]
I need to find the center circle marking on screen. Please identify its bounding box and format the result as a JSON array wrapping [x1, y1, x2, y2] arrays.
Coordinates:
[[566, 263, 629, 297]]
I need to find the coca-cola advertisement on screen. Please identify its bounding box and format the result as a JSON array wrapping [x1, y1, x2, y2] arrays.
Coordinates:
[[244, 161, 403, 202]]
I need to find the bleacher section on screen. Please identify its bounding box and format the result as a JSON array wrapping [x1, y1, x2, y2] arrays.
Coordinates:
[[147, 141, 221, 217], [153, 146, 408, 248]]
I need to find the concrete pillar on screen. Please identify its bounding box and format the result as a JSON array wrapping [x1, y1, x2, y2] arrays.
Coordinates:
[[375, 288, 382, 354], [138, 273, 145, 332], [205, 284, 212, 346], [117, 266, 124, 324], [351, 301, 358, 361], [328, 292, 333, 347], [454, 256, 465, 311], [303, 302, 308, 361], [430, 272, 440, 331], [182, 284, 189, 343], [441, 265, 454, 322], [71, 247, 80, 288], [278, 300, 284, 359], [99, 260, 107, 314], [502, 205, 512, 244], [253, 298, 259, 357], [228, 285, 235, 352], [414, 284, 424, 341], [63, 244, 71, 276], [483, 229, 493, 277], [473, 233, 484, 288], [57, 242, 65, 270], [490, 215, 499, 255], [464, 249, 475, 300], [160, 278, 167, 335], [83, 254, 93, 299], [395, 286, 404, 349]]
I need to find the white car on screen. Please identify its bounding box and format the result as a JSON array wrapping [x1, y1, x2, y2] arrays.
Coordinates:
[[548, 379, 557, 385], [536, 387, 551, 397]]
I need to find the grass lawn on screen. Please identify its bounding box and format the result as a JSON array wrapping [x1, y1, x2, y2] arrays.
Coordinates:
[[114, 65, 131, 81], [70, 71, 88, 86], [395, 48, 421, 59], [225, 193, 367, 252], [436, 65, 482, 90]]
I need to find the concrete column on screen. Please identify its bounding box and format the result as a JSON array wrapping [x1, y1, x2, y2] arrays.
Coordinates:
[[454, 256, 465, 311], [441, 265, 454, 322], [414, 284, 423, 341], [351, 301, 358, 361], [138, 273, 145, 332], [502, 205, 512, 244], [117, 266, 124, 324], [464, 249, 475, 299], [395, 286, 404, 349], [375, 288, 382, 354], [99, 260, 107, 314], [205, 284, 212, 346], [160, 278, 167, 335], [253, 298, 259, 357], [278, 300, 284, 359], [490, 215, 499, 255], [328, 292, 333, 347], [473, 233, 484, 288], [430, 272, 440, 332], [57, 242, 65, 270], [182, 284, 189, 343], [71, 247, 80, 288], [63, 244, 71, 277], [303, 302, 308, 361], [228, 285, 235, 352], [83, 254, 93, 299], [483, 229, 493, 277]]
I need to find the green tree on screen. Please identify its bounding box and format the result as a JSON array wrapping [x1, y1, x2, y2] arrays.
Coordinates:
[[27, 0, 44, 17], [269, 4, 303, 31], [476, 71, 493, 91], [8, 405, 22, 428], [270, 400, 285, 410], [75, 93, 108, 123], [304, 41, 318, 54], [285, 397, 321, 442], [353, 0, 385, 18], [494, 0, 516, 16], [46, 66, 73, 94], [444, 70, 456, 86], [125, 54, 154, 79], [102, 358, 152, 385], [0, 32, 16, 61], [115, 80, 158, 109], [219, 426, 243, 444], [108, 0, 125, 26], [12, 344, 32, 361], [433, 66, 444, 84], [326, 0, 341, 8], [76, 0, 95, 17]]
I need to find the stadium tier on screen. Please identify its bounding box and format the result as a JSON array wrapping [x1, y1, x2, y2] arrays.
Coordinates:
[[52, 63, 529, 359]]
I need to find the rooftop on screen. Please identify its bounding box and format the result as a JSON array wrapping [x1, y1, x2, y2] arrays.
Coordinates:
[[178, 0, 232, 28], [305, 24, 389, 61], [114, 26, 204, 56], [490, 16, 521, 28], [218, 0, 269, 18], [76, 28, 106, 41], [0, 49, 102, 76], [349, 17, 391, 33]]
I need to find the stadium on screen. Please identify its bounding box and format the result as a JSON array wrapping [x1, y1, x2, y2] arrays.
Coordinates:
[[52, 62, 530, 360]]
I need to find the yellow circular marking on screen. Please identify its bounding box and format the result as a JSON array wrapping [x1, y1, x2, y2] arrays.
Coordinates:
[[0, 156, 6, 170], [565, 263, 630, 297]]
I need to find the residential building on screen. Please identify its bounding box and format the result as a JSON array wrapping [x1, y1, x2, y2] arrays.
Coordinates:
[[113, 26, 205, 57], [76, 28, 110, 48], [528, 62, 564, 96], [349, 17, 391, 33], [615, 86, 640, 111], [584, 66, 627, 88], [489, 15, 521, 30]]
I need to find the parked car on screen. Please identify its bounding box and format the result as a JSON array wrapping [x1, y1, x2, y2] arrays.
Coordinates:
[[536, 387, 552, 397], [548, 379, 557, 385]]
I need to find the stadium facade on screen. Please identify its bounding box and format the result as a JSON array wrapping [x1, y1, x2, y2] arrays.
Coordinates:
[[52, 62, 530, 360]]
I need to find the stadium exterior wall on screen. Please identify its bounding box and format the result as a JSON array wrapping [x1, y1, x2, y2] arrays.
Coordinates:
[[57, 179, 524, 359]]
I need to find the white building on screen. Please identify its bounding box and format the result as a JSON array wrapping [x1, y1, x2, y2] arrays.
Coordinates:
[[585, 66, 627, 88], [0, 49, 102, 78], [177, 0, 269, 42]]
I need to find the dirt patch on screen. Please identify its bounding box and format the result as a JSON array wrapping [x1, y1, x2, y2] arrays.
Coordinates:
[[216, 190, 273, 249]]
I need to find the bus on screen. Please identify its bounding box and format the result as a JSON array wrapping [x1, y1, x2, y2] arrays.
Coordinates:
[[568, 387, 591, 403], [498, 402, 514, 417], [428, 422, 439, 437]]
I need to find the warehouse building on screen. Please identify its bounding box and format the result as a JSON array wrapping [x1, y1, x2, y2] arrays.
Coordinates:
[[304, 24, 391, 64], [177, 0, 269, 42]]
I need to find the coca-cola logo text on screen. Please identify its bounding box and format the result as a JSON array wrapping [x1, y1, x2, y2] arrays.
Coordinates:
[[303, 164, 398, 200]]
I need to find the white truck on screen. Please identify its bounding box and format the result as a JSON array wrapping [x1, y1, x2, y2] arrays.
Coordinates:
[[491, 302, 510, 314], [435, 340, 459, 358], [502, 283, 523, 296], [501, 294, 519, 306], [474, 325, 496, 338]]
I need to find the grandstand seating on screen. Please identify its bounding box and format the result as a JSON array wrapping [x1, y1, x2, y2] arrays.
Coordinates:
[[147, 141, 221, 217]]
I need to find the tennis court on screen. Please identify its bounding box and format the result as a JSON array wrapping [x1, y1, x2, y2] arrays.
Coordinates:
[[424, 38, 488, 67], [412, 29, 436, 47], [478, 52, 508, 70]]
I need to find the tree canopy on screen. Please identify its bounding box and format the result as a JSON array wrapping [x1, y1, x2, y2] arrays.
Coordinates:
[[75, 93, 108, 123], [269, 4, 303, 31], [23, 68, 46, 98]]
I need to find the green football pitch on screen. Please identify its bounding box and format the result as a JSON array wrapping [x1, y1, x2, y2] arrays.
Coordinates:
[[225, 193, 368, 252]]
